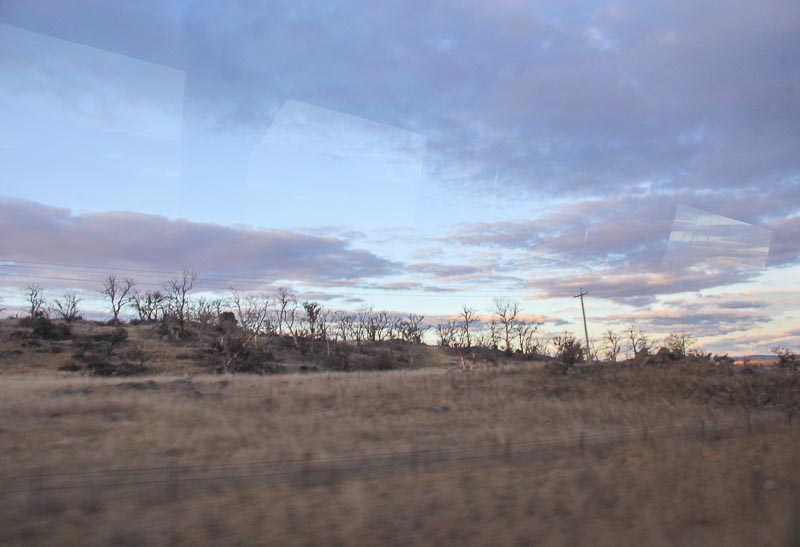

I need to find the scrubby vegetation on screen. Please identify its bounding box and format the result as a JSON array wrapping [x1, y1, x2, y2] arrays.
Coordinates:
[[1, 276, 799, 546], [1, 361, 799, 546], [4, 273, 790, 378]]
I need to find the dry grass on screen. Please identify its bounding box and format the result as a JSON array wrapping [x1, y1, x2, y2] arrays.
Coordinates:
[[1, 356, 799, 546], [2, 320, 800, 545]]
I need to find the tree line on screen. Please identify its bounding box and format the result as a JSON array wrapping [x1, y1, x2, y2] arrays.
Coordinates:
[[4, 271, 767, 365]]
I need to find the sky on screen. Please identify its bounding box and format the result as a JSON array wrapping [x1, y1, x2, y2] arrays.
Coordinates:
[[0, 0, 798, 355]]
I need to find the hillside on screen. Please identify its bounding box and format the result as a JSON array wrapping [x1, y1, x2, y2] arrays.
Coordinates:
[[0, 316, 481, 376]]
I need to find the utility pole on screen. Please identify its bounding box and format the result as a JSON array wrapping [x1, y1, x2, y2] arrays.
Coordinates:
[[573, 288, 591, 361]]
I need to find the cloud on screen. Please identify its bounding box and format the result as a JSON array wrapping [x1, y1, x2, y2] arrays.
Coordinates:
[[600, 307, 772, 338], [443, 192, 798, 302], [1, 0, 798, 327], [407, 262, 480, 278], [529, 267, 762, 306], [0, 199, 397, 289], [708, 299, 770, 310], [2, 0, 798, 204]]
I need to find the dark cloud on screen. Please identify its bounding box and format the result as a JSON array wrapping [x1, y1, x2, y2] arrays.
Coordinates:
[[0, 199, 397, 288]]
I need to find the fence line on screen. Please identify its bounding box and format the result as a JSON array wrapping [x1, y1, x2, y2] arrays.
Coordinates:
[[2, 412, 794, 504]]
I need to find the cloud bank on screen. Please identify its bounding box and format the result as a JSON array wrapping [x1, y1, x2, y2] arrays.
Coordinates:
[[0, 200, 397, 287]]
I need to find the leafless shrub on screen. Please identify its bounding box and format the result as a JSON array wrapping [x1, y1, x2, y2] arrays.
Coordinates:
[[552, 332, 583, 366], [665, 331, 696, 358], [772, 346, 798, 371], [212, 315, 278, 374], [132, 290, 165, 322], [191, 297, 224, 333], [52, 292, 82, 322]]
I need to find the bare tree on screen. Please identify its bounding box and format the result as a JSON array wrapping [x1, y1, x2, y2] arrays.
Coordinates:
[[318, 310, 332, 356], [396, 314, 427, 344], [52, 292, 82, 322], [625, 323, 651, 358], [303, 301, 322, 339], [165, 270, 198, 334], [359, 307, 391, 342], [228, 288, 272, 349], [276, 288, 299, 337], [485, 319, 500, 350], [0, 296, 4, 315], [603, 329, 622, 362], [102, 275, 135, 325], [665, 331, 696, 358], [303, 301, 323, 352], [333, 310, 355, 343], [26, 284, 47, 318], [392, 313, 427, 366], [492, 298, 520, 353], [459, 306, 478, 348], [514, 321, 540, 355], [132, 290, 165, 322], [192, 296, 224, 333], [435, 320, 459, 347]]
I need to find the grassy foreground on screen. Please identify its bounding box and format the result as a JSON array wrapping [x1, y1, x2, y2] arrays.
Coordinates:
[[1, 360, 799, 546]]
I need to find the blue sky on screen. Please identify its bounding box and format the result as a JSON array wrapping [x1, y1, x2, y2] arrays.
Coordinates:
[[0, 0, 798, 354]]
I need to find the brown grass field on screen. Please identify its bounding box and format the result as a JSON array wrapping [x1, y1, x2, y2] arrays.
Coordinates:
[[0, 319, 799, 546]]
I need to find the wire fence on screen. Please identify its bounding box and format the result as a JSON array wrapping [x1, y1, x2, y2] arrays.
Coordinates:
[[2, 410, 796, 514]]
